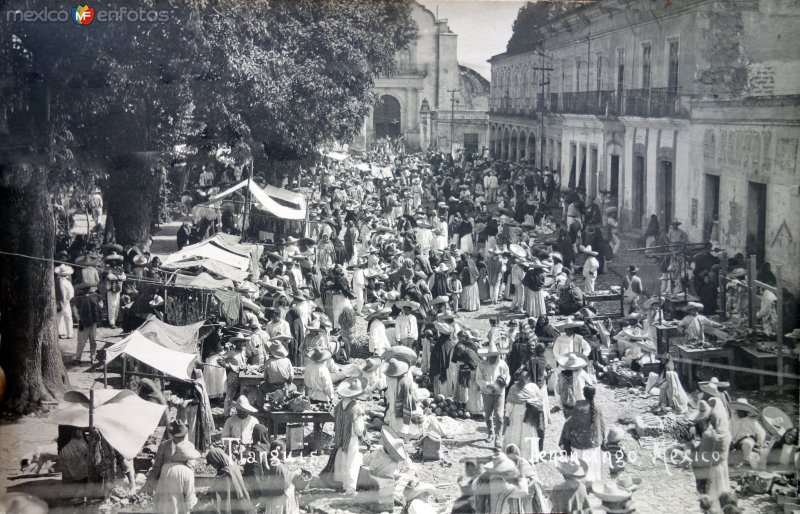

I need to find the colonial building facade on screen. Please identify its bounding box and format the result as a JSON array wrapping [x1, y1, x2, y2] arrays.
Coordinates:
[[488, 0, 800, 292], [352, 2, 489, 153]]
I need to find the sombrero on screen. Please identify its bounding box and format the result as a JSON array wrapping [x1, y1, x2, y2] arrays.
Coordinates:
[[149, 295, 165, 308], [102, 243, 123, 254], [54, 264, 74, 276], [362, 357, 382, 373], [730, 398, 759, 416], [307, 348, 332, 363], [382, 358, 411, 377], [381, 426, 409, 462], [365, 306, 392, 321], [687, 400, 712, 422], [430, 295, 450, 306], [592, 481, 632, 503], [728, 268, 746, 279], [434, 263, 450, 273], [698, 377, 729, 397], [614, 473, 642, 492], [396, 300, 421, 311], [579, 245, 599, 256], [605, 206, 619, 215], [234, 395, 258, 414], [104, 251, 124, 263], [549, 252, 564, 263], [784, 329, 800, 340], [403, 481, 435, 502], [557, 352, 589, 370], [382, 346, 417, 366], [529, 259, 548, 269], [762, 406, 793, 437], [267, 342, 289, 358], [132, 254, 150, 267], [478, 340, 508, 357], [434, 321, 454, 334], [555, 458, 588, 478], [509, 244, 526, 259], [337, 376, 367, 398], [686, 301, 704, 311], [483, 452, 517, 474]]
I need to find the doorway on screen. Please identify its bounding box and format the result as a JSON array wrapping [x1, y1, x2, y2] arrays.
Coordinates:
[[704, 174, 720, 241], [463, 133, 479, 154], [632, 155, 645, 229], [657, 160, 674, 226], [747, 181, 767, 265], [373, 95, 401, 139], [610, 154, 620, 204]]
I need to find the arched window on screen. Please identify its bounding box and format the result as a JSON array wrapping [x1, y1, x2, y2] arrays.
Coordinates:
[[374, 95, 401, 138]]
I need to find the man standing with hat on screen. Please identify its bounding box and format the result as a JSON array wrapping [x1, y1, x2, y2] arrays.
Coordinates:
[[70, 282, 102, 364], [667, 220, 689, 245], [263, 340, 294, 393], [103, 250, 126, 329], [323, 377, 367, 494], [394, 301, 419, 348], [679, 302, 723, 342], [580, 245, 600, 293], [246, 318, 268, 365], [55, 261, 75, 339], [477, 341, 510, 448], [221, 396, 259, 444], [621, 265, 644, 316]]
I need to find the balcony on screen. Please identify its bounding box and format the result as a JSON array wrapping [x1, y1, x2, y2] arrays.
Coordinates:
[[623, 88, 680, 117], [560, 91, 615, 115]]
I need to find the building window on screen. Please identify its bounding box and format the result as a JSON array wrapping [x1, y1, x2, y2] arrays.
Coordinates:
[[668, 40, 679, 93], [641, 43, 651, 90], [616, 49, 625, 111], [463, 133, 479, 153]]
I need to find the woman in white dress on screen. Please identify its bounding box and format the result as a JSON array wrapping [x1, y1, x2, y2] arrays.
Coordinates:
[[383, 358, 419, 442], [326, 378, 367, 494], [505, 370, 545, 461], [203, 342, 228, 399], [432, 216, 448, 252]]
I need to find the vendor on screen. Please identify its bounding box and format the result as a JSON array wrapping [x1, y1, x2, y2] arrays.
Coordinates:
[[263, 341, 294, 393], [222, 336, 248, 417], [363, 426, 412, 479], [729, 398, 766, 467], [221, 395, 259, 445], [552, 323, 591, 366], [679, 302, 723, 342]]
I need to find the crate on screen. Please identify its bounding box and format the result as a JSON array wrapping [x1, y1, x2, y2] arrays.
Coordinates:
[[286, 423, 305, 451]]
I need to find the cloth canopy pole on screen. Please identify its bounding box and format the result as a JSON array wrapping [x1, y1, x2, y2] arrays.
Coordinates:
[[88, 389, 96, 483]]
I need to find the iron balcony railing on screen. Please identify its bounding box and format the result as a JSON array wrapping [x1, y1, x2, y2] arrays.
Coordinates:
[[490, 88, 682, 118]]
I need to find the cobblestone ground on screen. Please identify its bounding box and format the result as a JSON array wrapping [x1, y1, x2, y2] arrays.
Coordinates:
[[0, 230, 794, 513]]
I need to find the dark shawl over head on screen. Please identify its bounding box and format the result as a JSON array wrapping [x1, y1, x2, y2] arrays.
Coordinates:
[[206, 448, 254, 514]]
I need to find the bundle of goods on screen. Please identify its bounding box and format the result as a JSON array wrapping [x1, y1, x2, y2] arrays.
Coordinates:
[[634, 414, 664, 438], [365, 409, 386, 430], [243, 364, 264, 377], [423, 395, 470, 419], [661, 414, 694, 441], [602, 362, 644, 387], [263, 389, 326, 413], [741, 471, 778, 494]]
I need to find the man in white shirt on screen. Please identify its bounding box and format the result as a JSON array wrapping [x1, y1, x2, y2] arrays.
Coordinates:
[[581, 246, 600, 293], [730, 399, 767, 465], [679, 302, 722, 342], [221, 396, 259, 445], [484, 170, 499, 204], [394, 302, 419, 347], [246, 319, 268, 365], [552, 325, 592, 365], [476, 342, 510, 448], [265, 308, 291, 339]]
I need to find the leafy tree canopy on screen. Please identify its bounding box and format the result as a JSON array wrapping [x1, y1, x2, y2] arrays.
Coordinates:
[[506, 1, 581, 56]]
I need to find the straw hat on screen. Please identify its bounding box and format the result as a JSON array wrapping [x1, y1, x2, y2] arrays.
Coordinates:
[[484, 452, 518, 474], [267, 342, 289, 358], [478, 340, 508, 357], [430, 295, 450, 306], [557, 352, 589, 370], [362, 357, 382, 373], [730, 398, 759, 416], [382, 358, 410, 377], [307, 348, 332, 363], [132, 254, 150, 267], [337, 376, 367, 398], [607, 426, 626, 443], [403, 481, 435, 502], [627, 265, 639, 274], [380, 426, 409, 462], [687, 400, 712, 422], [784, 329, 800, 340], [762, 406, 793, 437], [686, 301, 704, 312], [365, 305, 392, 321], [728, 268, 746, 279], [382, 346, 417, 366], [434, 263, 450, 273], [234, 395, 258, 414], [170, 440, 202, 462], [167, 419, 189, 438], [698, 376, 729, 397], [104, 251, 124, 263], [556, 458, 588, 478], [592, 481, 632, 503], [509, 244, 526, 259], [615, 473, 642, 492], [149, 295, 165, 308], [396, 300, 421, 311], [54, 264, 74, 276], [434, 321, 453, 334], [579, 245, 599, 256], [549, 252, 564, 263]]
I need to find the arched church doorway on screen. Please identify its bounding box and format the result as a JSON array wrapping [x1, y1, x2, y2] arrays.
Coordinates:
[[373, 95, 401, 139]]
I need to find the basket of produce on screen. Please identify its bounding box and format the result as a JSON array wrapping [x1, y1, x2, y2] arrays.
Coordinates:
[[744, 471, 777, 494], [287, 395, 311, 412]]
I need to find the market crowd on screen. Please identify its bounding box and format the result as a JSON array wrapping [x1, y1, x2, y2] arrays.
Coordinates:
[[46, 141, 798, 514]]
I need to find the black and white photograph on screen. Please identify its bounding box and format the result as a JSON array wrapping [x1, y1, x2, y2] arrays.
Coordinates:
[[0, 0, 798, 512]]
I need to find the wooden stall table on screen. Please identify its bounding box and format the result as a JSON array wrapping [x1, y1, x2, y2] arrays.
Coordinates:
[[583, 289, 624, 317], [239, 371, 305, 404], [265, 410, 335, 436], [654, 321, 682, 355], [676, 344, 735, 390], [736, 344, 797, 392], [662, 293, 700, 320]]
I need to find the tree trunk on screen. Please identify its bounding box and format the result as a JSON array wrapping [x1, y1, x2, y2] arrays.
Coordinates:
[[0, 162, 69, 413], [107, 152, 163, 246]]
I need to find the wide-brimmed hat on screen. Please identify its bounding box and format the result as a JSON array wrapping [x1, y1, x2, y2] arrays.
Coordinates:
[[528, 258, 548, 270], [698, 376, 729, 397], [381, 426, 409, 462], [579, 245, 598, 256], [104, 251, 124, 263], [557, 352, 589, 370], [149, 295, 165, 308], [730, 398, 759, 415], [478, 340, 508, 357], [168, 419, 189, 438], [509, 244, 526, 259], [627, 265, 639, 274], [365, 306, 392, 321], [396, 300, 420, 311], [434, 321, 453, 334], [592, 481, 632, 503], [434, 263, 450, 273], [337, 376, 367, 398], [605, 206, 619, 215], [670, 221, 682, 226], [286, 236, 299, 244], [382, 357, 410, 377], [686, 301, 704, 311], [132, 254, 150, 266], [54, 264, 74, 276], [687, 400, 712, 422], [170, 440, 202, 462], [784, 329, 800, 340], [615, 473, 642, 492], [362, 357, 382, 373], [404, 481, 435, 501], [728, 268, 746, 279], [308, 348, 332, 363], [549, 252, 563, 263], [607, 426, 625, 443], [556, 458, 588, 478], [234, 395, 258, 413], [762, 406, 793, 437], [267, 342, 289, 358], [483, 452, 517, 474], [382, 345, 418, 367], [75, 254, 100, 266], [102, 243, 124, 254], [430, 295, 450, 306]]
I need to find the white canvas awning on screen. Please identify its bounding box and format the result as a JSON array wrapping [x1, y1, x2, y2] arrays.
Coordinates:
[[105, 331, 197, 381], [209, 180, 306, 220]]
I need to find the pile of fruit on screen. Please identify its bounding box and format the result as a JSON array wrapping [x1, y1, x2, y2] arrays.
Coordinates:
[[423, 394, 471, 419]]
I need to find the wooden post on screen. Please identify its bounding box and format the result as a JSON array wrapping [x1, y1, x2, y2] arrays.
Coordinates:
[[103, 360, 108, 388], [776, 265, 784, 388], [122, 354, 127, 389], [748, 256, 757, 330], [718, 251, 728, 320], [88, 389, 96, 483]]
